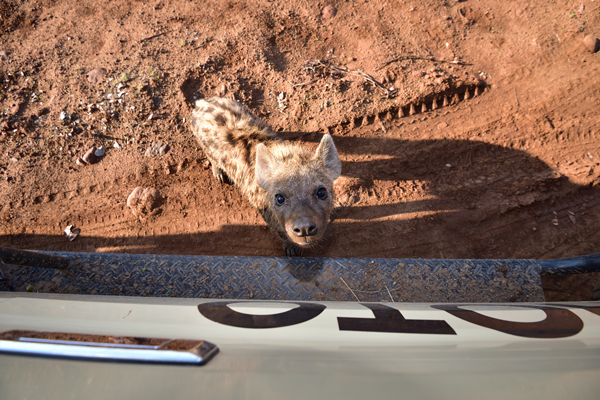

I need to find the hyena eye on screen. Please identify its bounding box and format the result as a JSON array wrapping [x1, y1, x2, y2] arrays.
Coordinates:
[[316, 187, 327, 200], [275, 194, 285, 205]]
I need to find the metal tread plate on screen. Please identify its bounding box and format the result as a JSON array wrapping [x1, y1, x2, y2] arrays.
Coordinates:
[[0, 252, 545, 302]]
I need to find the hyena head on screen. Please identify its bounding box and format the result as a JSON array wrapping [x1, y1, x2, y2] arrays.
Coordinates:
[[255, 134, 341, 249]]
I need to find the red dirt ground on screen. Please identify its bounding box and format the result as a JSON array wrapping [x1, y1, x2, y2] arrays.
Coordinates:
[[1, 0, 599, 301]]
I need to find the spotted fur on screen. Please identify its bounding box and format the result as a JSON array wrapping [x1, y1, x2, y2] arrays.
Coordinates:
[[190, 97, 341, 256]]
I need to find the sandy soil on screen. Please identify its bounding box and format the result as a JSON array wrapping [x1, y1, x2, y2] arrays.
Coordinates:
[[1, 0, 599, 301]]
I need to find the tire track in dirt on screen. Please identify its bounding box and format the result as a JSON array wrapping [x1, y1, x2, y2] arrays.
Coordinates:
[[322, 59, 600, 260]]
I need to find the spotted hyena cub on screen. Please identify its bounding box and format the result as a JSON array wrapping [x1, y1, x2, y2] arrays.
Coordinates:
[[190, 97, 341, 256]]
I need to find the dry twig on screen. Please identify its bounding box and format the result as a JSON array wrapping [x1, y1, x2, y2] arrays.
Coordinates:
[[140, 31, 171, 43], [292, 78, 319, 88], [376, 54, 472, 71], [385, 284, 394, 302], [340, 277, 361, 302], [303, 60, 396, 98]]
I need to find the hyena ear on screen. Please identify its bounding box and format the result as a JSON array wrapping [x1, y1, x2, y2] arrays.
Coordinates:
[[315, 134, 341, 180], [255, 143, 276, 190]]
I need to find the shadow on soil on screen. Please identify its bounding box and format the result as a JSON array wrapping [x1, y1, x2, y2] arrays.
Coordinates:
[[1, 134, 599, 295]]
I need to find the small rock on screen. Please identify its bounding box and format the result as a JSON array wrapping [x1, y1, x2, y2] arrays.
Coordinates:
[[59, 111, 69, 121], [322, 5, 337, 19], [215, 84, 227, 96], [517, 192, 536, 206], [568, 211, 576, 225], [127, 187, 163, 217], [277, 92, 287, 111], [177, 160, 188, 172], [94, 146, 105, 157], [87, 68, 108, 84], [76, 157, 86, 166], [64, 225, 81, 241], [203, 160, 211, 169], [578, 4, 585, 14], [113, 141, 121, 149], [82, 147, 97, 164], [0, 51, 9, 61], [583, 35, 599, 53], [145, 141, 169, 157]]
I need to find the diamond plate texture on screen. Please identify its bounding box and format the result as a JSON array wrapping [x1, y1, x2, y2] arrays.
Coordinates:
[[0, 252, 545, 302]]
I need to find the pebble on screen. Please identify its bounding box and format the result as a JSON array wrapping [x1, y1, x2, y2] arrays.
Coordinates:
[[94, 146, 106, 157], [0, 51, 9, 61], [87, 68, 108, 84], [82, 147, 97, 164], [583, 35, 599, 53], [127, 187, 163, 216], [322, 5, 337, 19], [59, 111, 69, 120], [277, 92, 287, 110], [215, 84, 227, 96], [63, 225, 81, 241], [145, 141, 169, 157], [113, 141, 122, 149]]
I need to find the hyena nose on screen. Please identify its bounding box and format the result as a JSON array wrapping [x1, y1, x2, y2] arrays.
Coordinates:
[[292, 219, 318, 237]]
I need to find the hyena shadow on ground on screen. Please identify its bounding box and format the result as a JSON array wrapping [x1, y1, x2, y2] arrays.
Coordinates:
[[298, 133, 592, 218], [291, 132, 600, 258]]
